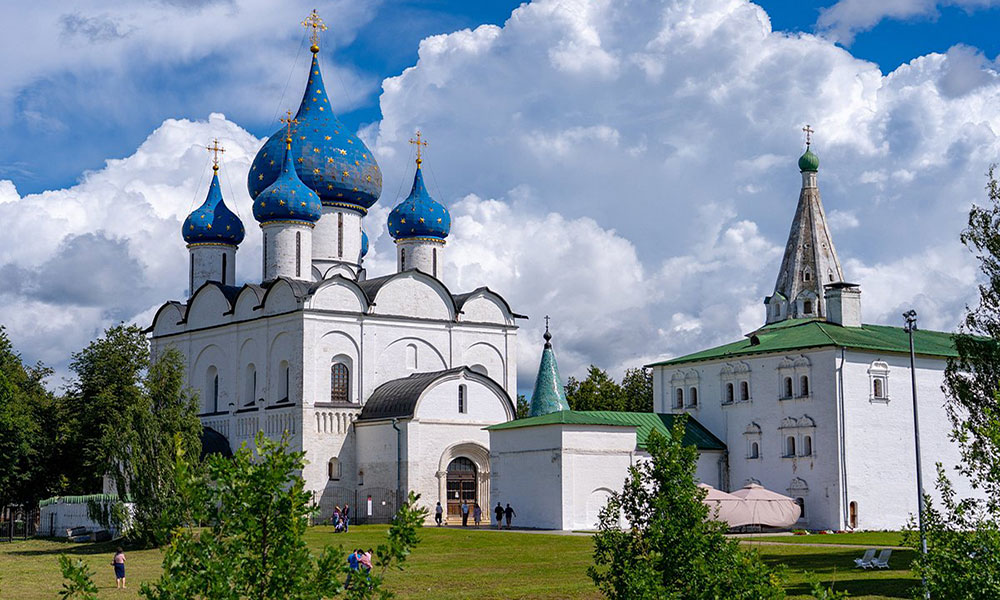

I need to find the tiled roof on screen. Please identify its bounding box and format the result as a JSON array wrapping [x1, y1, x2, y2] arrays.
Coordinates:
[[645, 319, 957, 368], [486, 410, 726, 451]]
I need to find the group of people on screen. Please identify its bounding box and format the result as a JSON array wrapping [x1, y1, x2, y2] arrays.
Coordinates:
[[432, 501, 516, 529], [329, 503, 350, 532], [346, 548, 373, 588]]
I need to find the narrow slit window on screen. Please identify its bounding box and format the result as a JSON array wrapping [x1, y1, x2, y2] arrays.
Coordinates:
[[296, 231, 302, 277], [740, 381, 750, 402], [222, 253, 227, 285], [783, 377, 793, 399], [689, 387, 698, 407], [675, 388, 684, 408], [800, 375, 809, 396], [458, 385, 467, 414], [331, 363, 350, 403], [725, 383, 734, 404], [337, 213, 344, 258], [786, 436, 796, 457]]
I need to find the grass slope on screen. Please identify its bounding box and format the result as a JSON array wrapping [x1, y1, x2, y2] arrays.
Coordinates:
[[0, 526, 917, 600]]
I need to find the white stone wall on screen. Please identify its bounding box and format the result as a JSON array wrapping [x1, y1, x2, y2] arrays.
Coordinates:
[[489, 425, 567, 529], [652, 346, 980, 530], [189, 244, 236, 293], [262, 222, 313, 281], [397, 239, 444, 279], [312, 207, 362, 274]]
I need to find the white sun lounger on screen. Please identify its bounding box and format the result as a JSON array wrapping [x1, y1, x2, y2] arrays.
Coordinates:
[[868, 549, 892, 569], [853, 548, 876, 568]]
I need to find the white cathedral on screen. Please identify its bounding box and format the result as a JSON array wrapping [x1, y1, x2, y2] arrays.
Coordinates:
[[149, 25, 520, 523], [145, 15, 972, 532]]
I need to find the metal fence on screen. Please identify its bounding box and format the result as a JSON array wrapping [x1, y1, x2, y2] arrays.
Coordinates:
[[315, 487, 399, 526], [1, 505, 39, 542]]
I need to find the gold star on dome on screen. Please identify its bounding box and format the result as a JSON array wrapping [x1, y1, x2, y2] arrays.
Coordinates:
[[313, 168, 320, 174], [258, 174, 264, 180], [297, 158, 304, 163], [313, 147, 320, 153], [346, 139, 353, 144], [327, 157, 334, 163], [279, 200, 286, 206], [269, 160, 275, 166], [339, 149, 347, 155], [206, 224, 212, 229], [327, 184, 334, 190], [325, 136, 331, 141], [419, 218, 425, 223], [342, 170, 349, 177], [301, 201, 307, 207]]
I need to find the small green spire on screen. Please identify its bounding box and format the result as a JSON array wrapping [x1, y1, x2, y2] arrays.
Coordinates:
[[529, 318, 570, 417]]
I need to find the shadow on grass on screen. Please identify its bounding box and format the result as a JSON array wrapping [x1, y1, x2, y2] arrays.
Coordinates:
[[7, 538, 135, 557], [760, 547, 918, 599]]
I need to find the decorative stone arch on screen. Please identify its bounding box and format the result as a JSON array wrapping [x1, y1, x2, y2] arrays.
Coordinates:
[[435, 441, 491, 523]]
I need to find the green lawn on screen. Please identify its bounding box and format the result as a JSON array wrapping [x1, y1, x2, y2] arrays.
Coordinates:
[[0, 526, 918, 600], [738, 532, 907, 547]]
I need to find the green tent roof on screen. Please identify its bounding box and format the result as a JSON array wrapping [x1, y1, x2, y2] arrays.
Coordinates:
[[645, 319, 957, 368], [486, 410, 726, 451]]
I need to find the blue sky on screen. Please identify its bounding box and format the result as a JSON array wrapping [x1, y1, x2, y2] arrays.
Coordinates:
[[6, 0, 1000, 196], [3, 0, 1000, 385]]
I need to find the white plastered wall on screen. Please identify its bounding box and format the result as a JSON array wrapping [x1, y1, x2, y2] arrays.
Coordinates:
[[189, 244, 236, 292]]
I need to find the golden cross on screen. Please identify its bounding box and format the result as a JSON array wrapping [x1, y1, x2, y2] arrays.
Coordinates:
[[302, 9, 327, 52], [802, 124, 814, 147], [280, 110, 299, 148], [409, 130, 428, 167], [205, 139, 225, 171]]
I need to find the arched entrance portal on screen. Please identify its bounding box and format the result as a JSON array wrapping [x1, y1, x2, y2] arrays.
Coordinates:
[[436, 441, 491, 524], [446, 457, 477, 520]]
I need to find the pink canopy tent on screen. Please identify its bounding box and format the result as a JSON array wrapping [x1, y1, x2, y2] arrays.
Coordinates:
[[698, 484, 753, 527], [730, 483, 801, 528]]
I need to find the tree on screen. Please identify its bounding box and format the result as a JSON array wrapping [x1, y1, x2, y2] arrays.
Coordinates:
[[566, 366, 624, 411], [140, 433, 427, 600], [620, 367, 653, 412], [515, 394, 530, 419], [0, 326, 61, 507], [62, 324, 202, 545], [589, 417, 784, 600]]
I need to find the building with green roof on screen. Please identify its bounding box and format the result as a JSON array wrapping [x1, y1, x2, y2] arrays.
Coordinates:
[[643, 139, 978, 532]]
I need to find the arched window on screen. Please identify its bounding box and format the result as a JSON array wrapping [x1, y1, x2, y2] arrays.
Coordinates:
[[295, 231, 302, 278], [337, 213, 344, 258], [803, 435, 813, 456], [222, 253, 227, 285], [433, 247, 438, 277], [803, 300, 813, 314], [400, 247, 406, 270], [726, 383, 734, 404], [803, 270, 811, 282], [245, 364, 256, 406], [800, 375, 809, 397], [213, 373, 220, 413], [328, 457, 341, 481], [279, 360, 290, 402], [740, 381, 750, 402], [406, 344, 417, 370], [783, 377, 793, 399], [331, 363, 350, 403], [688, 387, 698, 407], [796, 497, 805, 518], [458, 384, 467, 414], [849, 501, 858, 529], [675, 388, 684, 408], [785, 436, 796, 457], [873, 378, 884, 398], [749, 442, 759, 459], [206, 366, 219, 413]]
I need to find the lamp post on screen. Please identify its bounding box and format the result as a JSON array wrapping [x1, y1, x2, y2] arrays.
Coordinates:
[[903, 309, 929, 599]]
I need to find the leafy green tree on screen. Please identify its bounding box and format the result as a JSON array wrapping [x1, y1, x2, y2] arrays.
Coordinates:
[[515, 394, 530, 419], [0, 326, 60, 507], [141, 433, 427, 600], [589, 417, 784, 600], [566, 366, 624, 411], [57, 556, 100, 600], [621, 367, 653, 412]]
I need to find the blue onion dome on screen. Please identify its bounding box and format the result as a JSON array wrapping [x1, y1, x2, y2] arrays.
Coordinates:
[[361, 229, 369, 257], [247, 54, 382, 211], [387, 165, 451, 240], [799, 146, 819, 172], [182, 168, 245, 246], [252, 138, 322, 225]]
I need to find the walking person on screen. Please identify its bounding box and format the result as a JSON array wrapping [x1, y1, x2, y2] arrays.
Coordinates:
[[331, 505, 341, 532], [434, 501, 444, 526], [346, 548, 361, 588], [111, 547, 126, 589], [460, 501, 470, 527], [473, 504, 482, 528], [504, 503, 516, 529], [343, 503, 350, 532], [494, 503, 504, 530]]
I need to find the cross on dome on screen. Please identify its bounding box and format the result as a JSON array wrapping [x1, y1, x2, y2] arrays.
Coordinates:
[[302, 9, 327, 53], [205, 139, 225, 171], [802, 124, 814, 147], [280, 110, 299, 146], [409, 130, 428, 167]]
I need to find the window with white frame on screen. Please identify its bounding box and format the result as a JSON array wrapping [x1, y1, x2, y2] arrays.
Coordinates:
[[778, 355, 811, 400], [869, 360, 890, 402], [722, 362, 751, 404], [779, 415, 816, 458], [674, 387, 684, 409], [744, 422, 762, 460], [688, 386, 698, 408], [328, 457, 341, 481]]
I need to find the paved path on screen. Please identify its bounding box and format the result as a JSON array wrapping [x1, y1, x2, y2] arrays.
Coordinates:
[[739, 540, 908, 550]]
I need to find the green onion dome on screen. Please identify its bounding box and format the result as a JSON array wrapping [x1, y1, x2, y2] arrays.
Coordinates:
[[798, 147, 819, 172]]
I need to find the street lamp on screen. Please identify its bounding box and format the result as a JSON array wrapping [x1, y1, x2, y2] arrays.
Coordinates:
[[903, 309, 929, 599]]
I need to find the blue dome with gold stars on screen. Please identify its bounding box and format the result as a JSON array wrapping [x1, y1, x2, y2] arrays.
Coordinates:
[[253, 141, 322, 225], [183, 170, 245, 246], [361, 229, 369, 257], [387, 166, 450, 241], [248, 54, 382, 211]]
